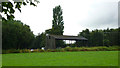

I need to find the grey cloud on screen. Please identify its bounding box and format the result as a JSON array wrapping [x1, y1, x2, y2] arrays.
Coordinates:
[[80, 2, 118, 29]]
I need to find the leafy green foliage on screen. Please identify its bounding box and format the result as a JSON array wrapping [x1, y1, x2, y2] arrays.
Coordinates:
[[32, 33, 46, 49], [45, 5, 65, 48], [2, 49, 20, 54], [1, 0, 39, 21], [46, 5, 64, 35], [76, 28, 120, 47], [2, 20, 35, 49]]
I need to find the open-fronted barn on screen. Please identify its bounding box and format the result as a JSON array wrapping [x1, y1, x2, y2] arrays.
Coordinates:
[[45, 34, 88, 49]]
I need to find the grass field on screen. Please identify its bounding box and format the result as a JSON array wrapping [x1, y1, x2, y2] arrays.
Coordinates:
[[2, 51, 118, 66]]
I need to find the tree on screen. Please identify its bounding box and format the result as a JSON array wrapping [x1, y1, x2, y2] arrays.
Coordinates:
[[46, 5, 64, 35], [2, 20, 35, 49], [118, 27, 120, 46], [52, 5, 64, 35], [90, 30, 103, 46], [76, 28, 119, 47], [46, 5, 64, 48], [76, 29, 90, 47], [32, 33, 46, 49], [1, 0, 39, 21], [103, 28, 119, 46]]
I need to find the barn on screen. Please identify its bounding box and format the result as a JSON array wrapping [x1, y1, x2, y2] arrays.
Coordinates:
[[45, 34, 88, 49]]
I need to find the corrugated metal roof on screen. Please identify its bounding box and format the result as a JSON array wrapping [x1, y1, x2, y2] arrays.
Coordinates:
[[49, 35, 88, 40]]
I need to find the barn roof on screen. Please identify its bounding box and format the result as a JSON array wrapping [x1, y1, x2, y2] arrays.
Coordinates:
[[49, 35, 88, 40]]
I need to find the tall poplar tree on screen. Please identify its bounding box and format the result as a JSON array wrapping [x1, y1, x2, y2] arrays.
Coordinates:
[[52, 5, 64, 35], [46, 5, 65, 47]]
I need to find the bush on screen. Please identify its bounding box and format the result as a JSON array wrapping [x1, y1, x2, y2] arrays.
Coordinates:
[[64, 47, 72, 51], [21, 49, 31, 53], [55, 49, 65, 52], [39, 49, 45, 52], [2, 49, 20, 54], [11, 49, 20, 53], [2, 45, 120, 54], [109, 46, 120, 51], [96, 46, 107, 51], [32, 49, 40, 52], [72, 47, 80, 51], [46, 49, 52, 52]]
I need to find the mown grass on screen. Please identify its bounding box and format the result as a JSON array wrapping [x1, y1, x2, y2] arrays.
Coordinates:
[[2, 51, 118, 66], [0, 54, 2, 67]]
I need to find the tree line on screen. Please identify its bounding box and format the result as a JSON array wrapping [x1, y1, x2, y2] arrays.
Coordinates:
[[2, 20, 48, 50], [2, 5, 120, 50], [3, 19, 119, 50], [76, 28, 120, 47]]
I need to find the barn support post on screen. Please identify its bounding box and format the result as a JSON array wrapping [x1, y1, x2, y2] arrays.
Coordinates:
[[83, 40, 84, 46], [82, 40, 84, 46], [53, 38, 56, 49], [86, 40, 88, 47]]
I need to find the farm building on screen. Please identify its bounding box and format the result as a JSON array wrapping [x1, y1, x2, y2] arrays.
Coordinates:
[[45, 34, 88, 49]]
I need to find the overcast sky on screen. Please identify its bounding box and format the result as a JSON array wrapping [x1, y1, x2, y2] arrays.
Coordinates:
[[14, 0, 119, 36]]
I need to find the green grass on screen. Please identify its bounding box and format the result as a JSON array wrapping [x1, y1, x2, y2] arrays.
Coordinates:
[[0, 54, 2, 67], [2, 51, 118, 66]]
